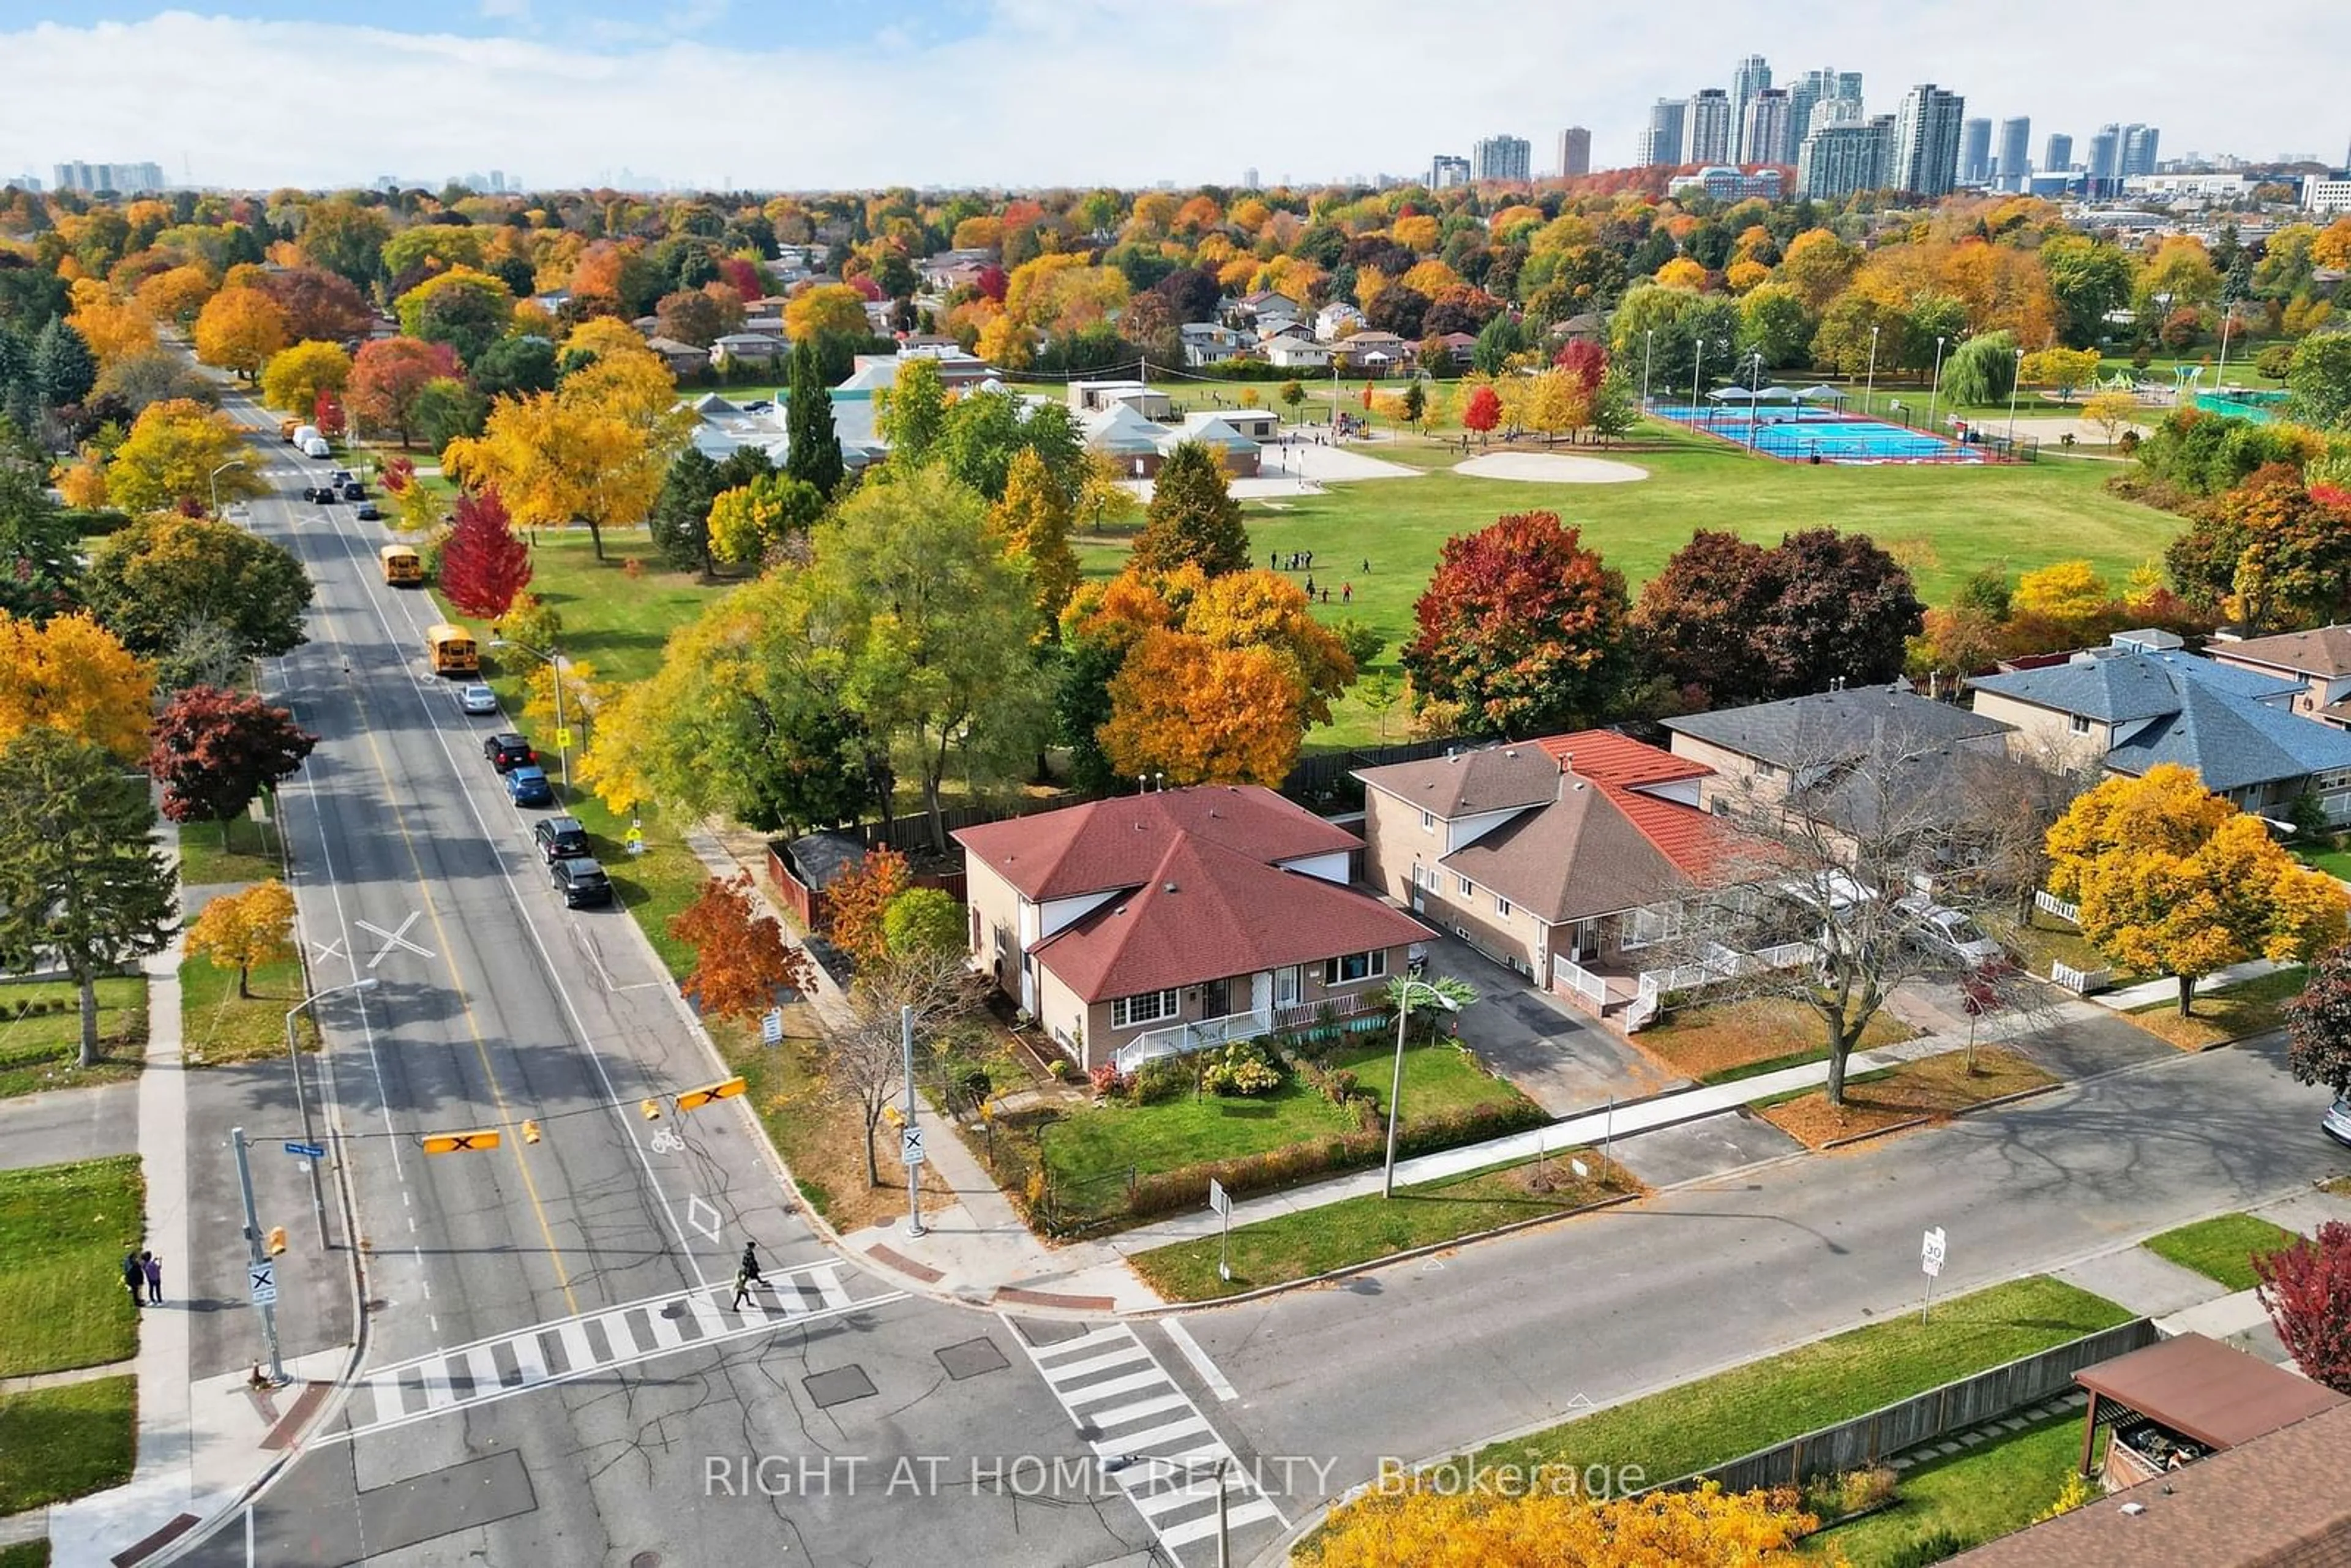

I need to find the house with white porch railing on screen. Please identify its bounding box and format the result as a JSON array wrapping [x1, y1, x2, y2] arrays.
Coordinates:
[[955, 786, 1430, 1074]]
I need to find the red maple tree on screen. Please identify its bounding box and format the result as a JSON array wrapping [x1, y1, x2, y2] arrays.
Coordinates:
[[1463, 384, 1502, 433], [146, 686, 319, 844], [670, 874, 813, 1022], [1556, 339, 1609, 392], [312, 387, 347, 438], [437, 487, 533, 619], [381, 456, 416, 495], [823, 847, 910, 969], [2256, 1220, 2351, 1394], [1401, 511, 1631, 737]]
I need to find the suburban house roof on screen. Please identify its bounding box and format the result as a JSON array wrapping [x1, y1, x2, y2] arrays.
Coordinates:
[[2074, 1333, 2347, 1452], [1029, 835, 1429, 1003], [953, 786, 1360, 902], [1438, 773, 1748, 924], [2211, 625, 2351, 680], [1353, 745, 1561, 819], [1664, 686, 2009, 770], [1532, 730, 1713, 790], [1972, 648, 2351, 793], [1084, 404, 1164, 456]]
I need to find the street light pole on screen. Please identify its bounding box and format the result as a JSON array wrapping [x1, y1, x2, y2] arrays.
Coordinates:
[[1865, 324, 1880, 416], [1383, 978, 1457, 1199], [1747, 351, 1764, 452], [208, 457, 247, 519], [2006, 347, 2025, 446], [489, 637, 571, 790], [1925, 335, 1948, 437], [1641, 329, 1654, 407], [285, 978, 379, 1248], [1690, 339, 1707, 429], [231, 1126, 286, 1386], [901, 1003, 925, 1239]]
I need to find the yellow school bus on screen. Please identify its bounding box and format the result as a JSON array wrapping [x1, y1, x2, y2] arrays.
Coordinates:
[[426, 624, 478, 677], [380, 544, 424, 585]]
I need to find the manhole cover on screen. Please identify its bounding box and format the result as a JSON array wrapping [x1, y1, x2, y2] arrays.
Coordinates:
[[631, 1553, 661, 1568], [804, 1365, 878, 1409], [936, 1337, 1010, 1381]]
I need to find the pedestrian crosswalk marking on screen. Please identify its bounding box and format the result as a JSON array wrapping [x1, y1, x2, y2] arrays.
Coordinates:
[[329, 1262, 904, 1444], [1007, 1319, 1286, 1568]]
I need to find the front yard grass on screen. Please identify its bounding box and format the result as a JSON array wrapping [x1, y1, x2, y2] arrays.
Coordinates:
[[0, 1376, 137, 1515], [2293, 843, 2351, 882], [1984, 907, 2142, 988], [174, 813, 283, 888], [1463, 1275, 2131, 1490], [0, 1157, 143, 1377], [1638, 998, 1911, 1084], [2142, 1212, 2298, 1292], [1325, 1034, 1539, 1122], [179, 951, 313, 1068], [1129, 1150, 1637, 1302], [1759, 1047, 2057, 1150], [0, 978, 147, 1100], [2123, 966, 2306, 1051], [1805, 1417, 2105, 1565]]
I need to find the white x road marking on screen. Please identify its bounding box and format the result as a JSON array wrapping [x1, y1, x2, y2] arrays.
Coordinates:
[[309, 936, 348, 966], [356, 912, 435, 969]]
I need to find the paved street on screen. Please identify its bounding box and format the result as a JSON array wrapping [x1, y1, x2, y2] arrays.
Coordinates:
[[170, 388, 1271, 1568]]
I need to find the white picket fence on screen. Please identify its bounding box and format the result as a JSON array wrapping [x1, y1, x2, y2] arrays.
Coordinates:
[[2050, 961, 2111, 995], [1551, 955, 1609, 1006], [2034, 890, 2082, 925]]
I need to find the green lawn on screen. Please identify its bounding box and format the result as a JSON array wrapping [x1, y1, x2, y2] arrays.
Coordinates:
[[180, 951, 313, 1068], [0, 1158, 143, 1377], [2124, 966, 2306, 1050], [2143, 1212, 2300, 1292], [0, 978, 147, 1101], [174, 813, 283, 888], [1325, 1035, 1535, 1122], [0, 1539, 51, 1567], [2295, 844, 2351, 881], [0, 1376, 137, 1515], [1985, 907, 2144, 988], [468, 525, 744, 688], [1462, 1275, 2132, 1490], [1130, 1150, 1632, 1302], [1042, 1078, 1352, 1192], [1807, 1417, 2104, 1565]]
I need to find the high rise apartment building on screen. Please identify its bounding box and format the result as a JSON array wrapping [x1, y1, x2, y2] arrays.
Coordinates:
[[1889, 84, 1966, 196], [1742, 89, 1794, 165], [1684, 89, 1734, 165], [1640, 100, 1688, 167], [1557, 126, 1591, 178], [1730, 54, 1772, 160], [1961, 118, 1993, 183], [1471, 134, 1531, 183]]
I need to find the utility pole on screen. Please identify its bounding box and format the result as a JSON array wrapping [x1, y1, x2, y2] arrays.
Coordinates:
[[231, 1127, 287, 1385], [902, 1005, 925, 1239]]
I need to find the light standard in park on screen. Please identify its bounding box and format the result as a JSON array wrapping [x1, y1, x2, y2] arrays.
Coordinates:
[[2006, 347, 2026, 447], [489, 636, 575, 790], [1384, 977, 1461, 1199], [1924, 335, 1949, 438], [209, 457, 248, 519], [1641, 329, 1655, 407], [1745, 350, 1766, 452], [1864, 323, 1881, 415]]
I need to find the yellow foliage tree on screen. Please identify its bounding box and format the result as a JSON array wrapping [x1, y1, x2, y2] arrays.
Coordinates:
[[2046, 763, 2349, 1015], [2312, 219, 2351, 274], [783, 283, 871, 343], [0, 611, 154, 760], [1399, 258, 1462, 298], [105, 398, 267, 516], [192, 285, 291, 380], [520, 658, 607, 750], [1522, 369, 1591, 444], [2082, 389, 2140, 448], [988, 448, 1079, 636], [134, 264, 218, 326], [1303, 1478, 1824, 1568], [1392, 214, 1441, 252], [1654, 257, 1709, 290], [2019, 347, 2102, 402], [2011, 560, 2111, 631], [1002, 252, 1130, 336], [66, 280, 159, 368], [54, 459, 109, 510], [258, 340, 354, 419], [184, 879, 296, 1000]]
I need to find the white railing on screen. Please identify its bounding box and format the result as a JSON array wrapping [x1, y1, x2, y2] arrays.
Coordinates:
[[1114, 1007, 1273, 1075], [2050, 961, 2111, 995], [1272, 991, 1380, 1036], [1625, 939, 1820, 1034], [2034, 890, 2082, 925], [1552, 954, 1609, 1005]]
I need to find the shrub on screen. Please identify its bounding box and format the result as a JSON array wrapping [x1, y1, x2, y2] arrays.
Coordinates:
[[1131, 1056, 1190, 1105], [1088, 1062, 1130, 1100], [1882, 1528, 1967, 1568], [1200, 1038, 1283, 1097], [1047, 1056, 1074, 1081]]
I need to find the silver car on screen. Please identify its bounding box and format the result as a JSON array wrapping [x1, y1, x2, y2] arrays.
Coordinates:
[[2325, 1097, 2351, 1149], [455, 683, 498, 716], [1893, 893, 2004, 967]]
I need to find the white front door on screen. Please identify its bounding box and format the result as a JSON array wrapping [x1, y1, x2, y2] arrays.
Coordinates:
[[1020, 953, 1037, 1016], [1253, 971, 1275, 1018]]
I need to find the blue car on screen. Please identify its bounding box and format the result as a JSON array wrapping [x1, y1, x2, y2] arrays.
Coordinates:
[[504, 765, 554, 808]]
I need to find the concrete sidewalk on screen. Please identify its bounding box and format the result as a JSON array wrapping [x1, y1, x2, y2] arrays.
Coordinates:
[[2090, 958, 2285, 1013]]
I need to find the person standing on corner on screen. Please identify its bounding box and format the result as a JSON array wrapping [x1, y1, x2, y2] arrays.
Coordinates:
[[121, 1247, 144, 1307], [143, 1252, 163, 1307]]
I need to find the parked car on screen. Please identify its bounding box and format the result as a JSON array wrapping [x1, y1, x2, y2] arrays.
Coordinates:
[[504, 765, 554, 807], [454, 683, 498, 716], [355, 501, 381, 521], [532, 815, 591, 863], [1893, 893, 2004, 967], [484, 732, 536, 771], [549, 856, 613, 907], [2325, 1096, 2351, 1149]]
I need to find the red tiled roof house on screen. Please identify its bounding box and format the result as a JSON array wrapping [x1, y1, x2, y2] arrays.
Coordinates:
[[1353, 733, 1773, 1023], [954, 787, 1431, 1072]]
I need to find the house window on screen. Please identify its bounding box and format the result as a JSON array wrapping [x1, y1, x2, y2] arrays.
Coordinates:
[[1109, 989, 1180, 1029], [1421, 809, 1435, 832], [1456, 874, 1473, 896], [2069, 715, 2092, 735], [1622, 904, 1682, 950], [1495, 895, 1513, 917], [1323, 950, 1389, 986]]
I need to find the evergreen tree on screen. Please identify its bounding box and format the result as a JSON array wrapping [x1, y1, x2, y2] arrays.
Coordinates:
[[1130, 441, 1250, 578], [648, 446, 724, 575], [31, 318, 96, 409], [784, 339, 844, 498]]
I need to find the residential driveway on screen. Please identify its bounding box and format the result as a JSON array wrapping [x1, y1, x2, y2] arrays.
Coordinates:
[[0, 1078, 139, 1172], [1420, 931, 1685, 1116], [1610, 1109, 1806, 1189]]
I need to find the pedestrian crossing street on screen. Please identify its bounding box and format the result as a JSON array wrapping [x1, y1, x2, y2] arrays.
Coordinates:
[[334, 1262, 904, 1442], [1013, 1321, 1286, 1564]]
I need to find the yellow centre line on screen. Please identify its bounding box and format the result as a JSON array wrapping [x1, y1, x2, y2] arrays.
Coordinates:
[[339, 642, 582, 1319]]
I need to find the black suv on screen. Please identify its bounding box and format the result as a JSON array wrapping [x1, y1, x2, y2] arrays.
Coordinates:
[[532, 816, 591, 863], [549, 857, 613, 908], [484, 732, 536, 772], [341, 482, 366, 501]]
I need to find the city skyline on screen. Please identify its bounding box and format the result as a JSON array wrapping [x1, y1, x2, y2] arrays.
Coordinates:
[[0, 4, 2343, 189]]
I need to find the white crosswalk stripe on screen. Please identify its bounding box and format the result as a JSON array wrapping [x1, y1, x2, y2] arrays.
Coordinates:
[[1008, 1319, 1286, 1567], [331, 1262, 904, 1442]]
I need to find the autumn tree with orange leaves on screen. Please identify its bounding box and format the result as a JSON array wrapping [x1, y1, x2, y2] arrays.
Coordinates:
[[1302, 1478, 1829, 1568], [825, 847, 910, 969], [670, 874, 812, 1022]]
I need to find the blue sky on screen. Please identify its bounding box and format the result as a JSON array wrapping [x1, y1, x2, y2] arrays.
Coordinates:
[[0, 2, 2345, 192]]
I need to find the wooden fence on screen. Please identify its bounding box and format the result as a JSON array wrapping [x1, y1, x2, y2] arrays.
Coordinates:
[[1673, 1318, 2156, 1496]]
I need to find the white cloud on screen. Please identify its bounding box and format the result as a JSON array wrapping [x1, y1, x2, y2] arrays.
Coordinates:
[[0, 3, 2344, 191], [478, 0, 530, 20]]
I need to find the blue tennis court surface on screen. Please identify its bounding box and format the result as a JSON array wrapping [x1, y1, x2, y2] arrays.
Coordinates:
[[1651, 405, 1990, 464]]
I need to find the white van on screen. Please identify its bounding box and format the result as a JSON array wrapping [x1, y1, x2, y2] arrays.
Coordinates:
[[299, 436, 331, 459], [292, 424, 321, 446]]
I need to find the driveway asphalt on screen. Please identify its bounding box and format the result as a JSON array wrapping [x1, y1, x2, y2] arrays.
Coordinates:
[[1610, 1109, 1805, 1189], [0, 1078, 139, 1172], [1422, 931, 1684, 1115]]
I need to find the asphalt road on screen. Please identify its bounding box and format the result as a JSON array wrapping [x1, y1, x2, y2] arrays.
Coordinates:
[[176, 390, 1261, 1568]]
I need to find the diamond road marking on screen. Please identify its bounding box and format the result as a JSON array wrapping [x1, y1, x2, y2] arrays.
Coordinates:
[[684, 1193, 722, 1241]]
